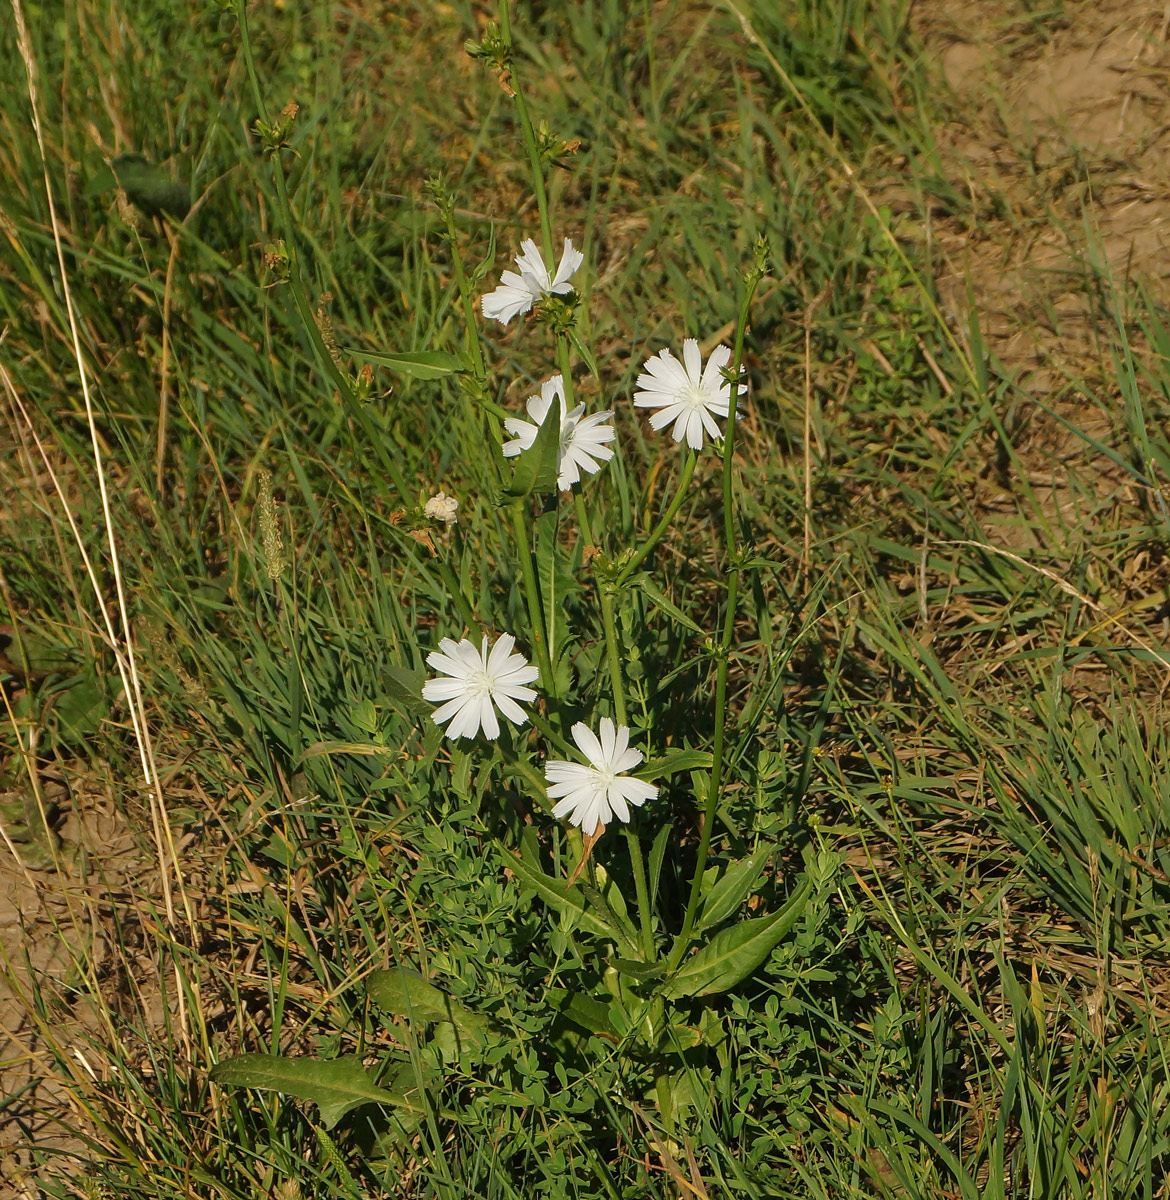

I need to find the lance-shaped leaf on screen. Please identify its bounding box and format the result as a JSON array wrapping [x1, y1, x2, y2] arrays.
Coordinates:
[[637, 748, 713, 780], [209, 1053, 423, 1130], [535, 507, 582, 674], [696, 847, 772, 933], [367, 967, 492, 1049], [546, 987, 621, 1041], [655, 1021, 705, 1053], [664, 873, 813, 999], [381, 663, 429, 717], [609, 958, 666, 983], [351, 349, 463, 379], [630, 574, 704, 634], [648, 821, 674, 907], [497, 396, 561, 502], [568, 327, 600, 379], [505, 850, 638, 953]]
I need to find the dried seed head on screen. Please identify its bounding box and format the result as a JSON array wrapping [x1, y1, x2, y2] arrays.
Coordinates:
[[424, 491, 459, 526], [313, 293, 344, 369], [257, 469, 287, 580]]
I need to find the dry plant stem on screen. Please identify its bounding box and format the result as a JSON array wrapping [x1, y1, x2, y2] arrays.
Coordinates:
[[9, 0, 185, 933], [156, 226, 180, 497], [802, 307, 813, 568], [498, 0, 554, 262], [673, 270, 760, 962]]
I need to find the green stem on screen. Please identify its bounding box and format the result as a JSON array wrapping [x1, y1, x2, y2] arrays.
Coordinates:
[[441, 203, 488, 385], [436, 559, 477, 632], [556, 334, 578, 412], [510, 501, 554, 694], [498, 0, 553, 261], [573, 490, 594, 548], [439, 196, 507, 515], [597, 585, 654, 960], [566, 334, 653, 960], [671, 271, 761, 965], [502, 746, 586, 921], [616, 451, 697, 586], [506, 752, 554, 815], [528, 705, 572, 756], [234, 0, 268, 123]]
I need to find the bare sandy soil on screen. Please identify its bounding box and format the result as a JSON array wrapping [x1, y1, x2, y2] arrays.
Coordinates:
[[918, 0, 1170, 553], [0, 766, 148, 1195], [922, 0, 1170, 362]]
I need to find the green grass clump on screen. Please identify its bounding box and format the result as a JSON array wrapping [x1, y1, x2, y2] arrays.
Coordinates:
[[2, 1, 1170, 1197]]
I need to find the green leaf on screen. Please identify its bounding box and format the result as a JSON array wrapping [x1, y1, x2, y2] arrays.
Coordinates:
[[567, 327, 600, 379], [451, 746, 472, 799], [84, 164, 118, 196], [664, 874, 813, 999], [609, 958, 666, 982], [590, 862, 631, 926], [358, 1062, 432, 1146], [209, 1053, 422, 1130], [545, 988, 620, 1040], [648, 821, 674, 906], [431, 1021, 487, 1066], [352, 349, 463, 379], [351, 698, 379, 737], [498, 397, 561, 501], [631, 574, 703, 634], [505, 850, 636, 951], [535, 507, 581, 676], [12, 629, 74, 675], [367, 967, 491, 1047], [51, 675, 109, 742], [467, 225, 497, 287], [696, 847, 772, 933], [638, 748, 713, 780], [381, 663, 427, 716], [657, 1021, 704, 1052]]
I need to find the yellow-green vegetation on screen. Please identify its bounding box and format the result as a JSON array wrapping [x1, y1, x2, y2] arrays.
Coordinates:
[[3, 1, 1170, 1197]]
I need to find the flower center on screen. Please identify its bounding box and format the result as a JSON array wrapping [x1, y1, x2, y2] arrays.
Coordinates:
[[467, 667, 495, 698], [593, 765, 617, 791], [683, 382, 710, 410]]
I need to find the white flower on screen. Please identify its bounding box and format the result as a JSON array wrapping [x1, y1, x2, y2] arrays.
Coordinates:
[[424, 491, 459, 525], [633, 338, 742, 450], [501, 375, 615, 491], [481, 238, 584, 325], [421, 633, 539, 740], [545, 718, 658, 836]]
